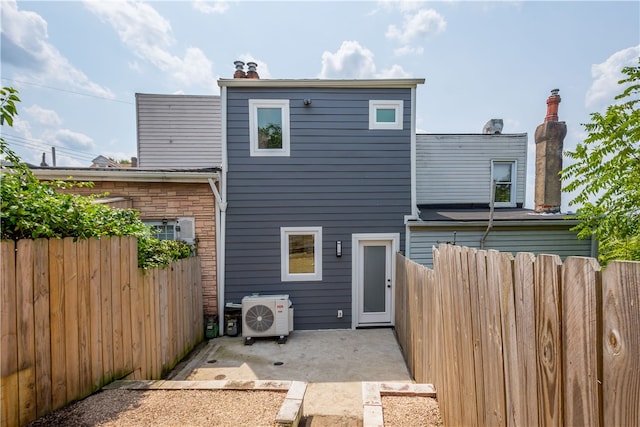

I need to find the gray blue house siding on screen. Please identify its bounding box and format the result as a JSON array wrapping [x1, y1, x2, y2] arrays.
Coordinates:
[[223, 83, 420, 330]]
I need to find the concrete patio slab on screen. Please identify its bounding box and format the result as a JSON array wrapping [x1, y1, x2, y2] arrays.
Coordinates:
[[175, 328, 413, 419]]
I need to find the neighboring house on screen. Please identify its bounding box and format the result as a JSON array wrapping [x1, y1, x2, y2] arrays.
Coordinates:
[[406, 91, 595, 267], [218, 66, 425, 330], [136, 93, 222, 168], [31, 167, 222, 318]]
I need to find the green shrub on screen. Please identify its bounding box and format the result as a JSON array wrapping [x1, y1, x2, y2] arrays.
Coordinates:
[[1, 86, 191, 268]]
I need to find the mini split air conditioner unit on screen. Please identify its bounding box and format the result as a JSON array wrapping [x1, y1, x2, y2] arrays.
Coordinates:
[[242, 294, 293, 345]]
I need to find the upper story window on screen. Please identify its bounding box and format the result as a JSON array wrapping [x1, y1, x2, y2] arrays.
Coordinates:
[[249, 99, 290, 157], [491, 160, 517, 207], [281, 226, 322, 282], [369, 100, 403, 130]]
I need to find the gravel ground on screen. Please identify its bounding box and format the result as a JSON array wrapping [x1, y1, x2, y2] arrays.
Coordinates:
[[26, 389, 443, 427], [27, 389, 285, 427], [382, 396, 443, 426]]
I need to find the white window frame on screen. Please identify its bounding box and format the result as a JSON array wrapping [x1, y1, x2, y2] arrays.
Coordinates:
[[369, 100, 403, 130], [249, 99, 290, 157], [143, 217, 196, 244], [491, 160, 517, 207], [281, 226, 322, 282]]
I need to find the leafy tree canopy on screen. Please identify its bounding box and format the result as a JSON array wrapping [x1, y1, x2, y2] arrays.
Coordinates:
[[1, 87, 191, 268], [561, 59, 640, 264]]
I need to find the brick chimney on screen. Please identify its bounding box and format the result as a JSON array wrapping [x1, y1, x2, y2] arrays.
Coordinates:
[[534, 89, 566, 213], [233, 61, 246, 78], [246, 61, 259, 79]]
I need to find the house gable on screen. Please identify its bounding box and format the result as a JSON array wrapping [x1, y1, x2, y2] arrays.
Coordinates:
[[416, 133, 528, 206], [136, 93, 222, 168]]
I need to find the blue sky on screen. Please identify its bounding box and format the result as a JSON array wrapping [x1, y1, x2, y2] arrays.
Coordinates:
[[1, 0, 639, 209]]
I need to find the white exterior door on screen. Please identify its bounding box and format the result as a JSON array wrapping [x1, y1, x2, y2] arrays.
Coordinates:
[[352, 234, 398, 327]]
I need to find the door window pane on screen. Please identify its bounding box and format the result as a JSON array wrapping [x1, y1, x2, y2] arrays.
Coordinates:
[[363, 245, 386, 312]]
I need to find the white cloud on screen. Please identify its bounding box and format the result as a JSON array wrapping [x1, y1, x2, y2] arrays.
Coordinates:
[[386, 8, 446, 44], [24, 105, 62, 127], [319, 41, 377, 79], [394, 45, 424, 56], [319, 41, 412, 79], [43, 128, 96, 152], [1, 0, 114, 98], [585, 45, 640, 109], [377, 64, 411, 78], [373, 0, 427, 14], [192, 0, 230, 15], [84, 0, 216, 89]]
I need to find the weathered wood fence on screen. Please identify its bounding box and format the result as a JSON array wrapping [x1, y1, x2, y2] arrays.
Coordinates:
[[395, 243, 639, 427], [1, 236, 204, 427]]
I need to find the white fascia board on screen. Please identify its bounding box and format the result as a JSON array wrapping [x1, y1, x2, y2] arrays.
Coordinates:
[[32, 168, 219, 183], [218, 78, 425, 89]]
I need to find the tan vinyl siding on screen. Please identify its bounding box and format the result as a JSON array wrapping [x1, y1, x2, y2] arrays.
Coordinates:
[[136, 94, 222, 168], [416, 134, 528, 205]]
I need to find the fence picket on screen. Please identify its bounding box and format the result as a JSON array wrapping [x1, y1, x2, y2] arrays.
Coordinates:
[[16, 240, 36, 425], [110, 237, 123, 378], [535, 254, 563, 426], [562, 257, 601, 426], [63, 237, 80, 402], [602, 261, 640, 426], [514, 252, 539, 427], [48, 239, 66, 411], [100, 238, 113, 384], [33, 239, 51, 418], [88, 238, 102, 391], [76, 239, 92, 399], [1, 240, 18, 427]]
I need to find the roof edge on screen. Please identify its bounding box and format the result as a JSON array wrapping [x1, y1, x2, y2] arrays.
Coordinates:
[[218, 78, 425, 88], [31, 167, 220, 183]]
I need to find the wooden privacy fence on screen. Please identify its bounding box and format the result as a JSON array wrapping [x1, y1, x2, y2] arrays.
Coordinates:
[[1, 236, 204, 427], [395, 243, 639, 427]]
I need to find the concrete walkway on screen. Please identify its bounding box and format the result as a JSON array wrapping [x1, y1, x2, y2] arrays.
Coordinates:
[[170, 329, 413, 423]]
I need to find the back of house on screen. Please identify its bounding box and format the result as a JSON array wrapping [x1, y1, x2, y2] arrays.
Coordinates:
[[219, 70, 424, 330]]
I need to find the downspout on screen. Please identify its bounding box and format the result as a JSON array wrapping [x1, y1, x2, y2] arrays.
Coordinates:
[[216, 85, 229, 335], [208, 176, 226, 332], [480, 180, 496, 249]]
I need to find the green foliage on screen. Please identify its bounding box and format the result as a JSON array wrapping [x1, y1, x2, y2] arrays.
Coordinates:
[[561, 59, 640, 264], [1, 86, 192, 269]]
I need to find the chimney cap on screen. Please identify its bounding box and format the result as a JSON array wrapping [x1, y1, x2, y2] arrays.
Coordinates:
[[233, 60, 246, 79], [551, 88, 560, 96]]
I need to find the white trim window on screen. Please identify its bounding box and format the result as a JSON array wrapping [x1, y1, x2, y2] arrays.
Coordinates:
[[144, 217, 196, 244], [281, 227, 322, 282], [491, 160, 517, 207], [369, 100, 403, 130], [249, 99, 290, 156]]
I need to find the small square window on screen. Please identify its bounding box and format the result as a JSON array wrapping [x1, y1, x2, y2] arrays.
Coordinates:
[[281, 227, 322, 281], [249, 99, 290, 156], [369, 100, 403, 130], [491, 161, 517, 207]]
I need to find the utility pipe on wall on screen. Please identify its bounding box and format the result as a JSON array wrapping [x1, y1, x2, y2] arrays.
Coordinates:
[[480, 180, 496, 249]]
